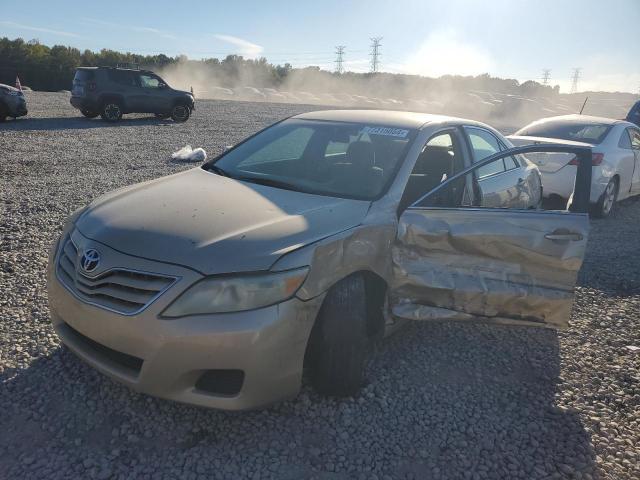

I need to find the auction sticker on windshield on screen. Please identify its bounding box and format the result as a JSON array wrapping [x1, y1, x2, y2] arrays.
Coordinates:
[[360, 126, 409, 138]]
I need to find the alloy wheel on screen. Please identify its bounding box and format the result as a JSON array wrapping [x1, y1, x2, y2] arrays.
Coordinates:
[[602, 180, 616, 216], [104, 103, 121, 121]]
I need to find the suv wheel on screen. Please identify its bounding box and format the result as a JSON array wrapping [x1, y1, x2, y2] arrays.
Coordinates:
[[100, 102, 122, 122], [307, 274, 369, 397], [81, 109, 99, 118], [171, 104, 190, 122]]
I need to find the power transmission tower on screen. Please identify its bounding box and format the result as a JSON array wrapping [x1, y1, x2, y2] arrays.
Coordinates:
[[369, 37, 382, 73], [335, 46, 346, 74], [570, 68, 581, 94], [542, 69, 551, 85]]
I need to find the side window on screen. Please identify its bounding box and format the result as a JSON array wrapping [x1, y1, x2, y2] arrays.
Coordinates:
[[108, 70, 137, 86], [504, 155, 519, 170], [619, 129, 633, 149], [237, 127, 314, 167], [466, 128, 505, 178], [139, 74, 161, 89], [400, 131, 466, 210], [630, 129, 640, 150]]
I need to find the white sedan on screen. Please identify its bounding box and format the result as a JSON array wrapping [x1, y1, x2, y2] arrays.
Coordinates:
[[512, 115, 640, 217]]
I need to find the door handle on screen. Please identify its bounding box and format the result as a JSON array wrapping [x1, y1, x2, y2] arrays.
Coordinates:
[[517, 177, 526, 185], [544, 231, 583, 241]]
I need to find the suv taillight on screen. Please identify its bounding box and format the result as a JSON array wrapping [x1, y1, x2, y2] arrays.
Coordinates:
[[87, 82, 97, 91], [568, 153, 604, 166]]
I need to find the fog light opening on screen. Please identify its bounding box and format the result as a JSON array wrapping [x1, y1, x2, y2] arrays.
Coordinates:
[[195, 369, 244, 396]]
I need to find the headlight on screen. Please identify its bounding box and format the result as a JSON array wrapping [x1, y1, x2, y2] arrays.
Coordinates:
[[162, 267, 309, 317]]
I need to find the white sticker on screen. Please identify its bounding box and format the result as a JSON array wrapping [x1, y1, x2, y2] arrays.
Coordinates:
[[360, 126, 409, 138]]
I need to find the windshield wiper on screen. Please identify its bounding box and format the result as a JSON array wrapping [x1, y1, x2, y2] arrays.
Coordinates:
[[234, 175, 302, 192], [207, 164, 230, 177]]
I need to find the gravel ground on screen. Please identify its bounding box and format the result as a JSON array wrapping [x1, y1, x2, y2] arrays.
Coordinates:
[[1, 92, 639, 480]]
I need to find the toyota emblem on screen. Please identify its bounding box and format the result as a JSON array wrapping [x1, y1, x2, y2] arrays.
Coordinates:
[[80, 249, 101, 273]]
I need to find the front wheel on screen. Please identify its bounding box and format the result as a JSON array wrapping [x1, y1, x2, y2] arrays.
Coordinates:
[[171, 104, 190, 122], [307, 274, 369, 397], [593, 178, 618, 218], [100, 102, 122, 122]]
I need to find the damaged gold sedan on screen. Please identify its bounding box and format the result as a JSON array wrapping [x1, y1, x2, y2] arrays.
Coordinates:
[[48, 110, 592, 410]]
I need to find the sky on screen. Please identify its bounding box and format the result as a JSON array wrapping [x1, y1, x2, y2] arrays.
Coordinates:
[[1, 0, 639, 93]]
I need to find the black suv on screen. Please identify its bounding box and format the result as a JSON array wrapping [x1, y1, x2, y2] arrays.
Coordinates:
[[70, 67, 195, 122]]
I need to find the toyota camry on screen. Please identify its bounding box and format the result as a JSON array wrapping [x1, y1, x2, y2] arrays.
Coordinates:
[[48, 110, 593, 410]]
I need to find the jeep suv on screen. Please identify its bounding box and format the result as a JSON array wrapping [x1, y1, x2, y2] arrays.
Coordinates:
[[0, 83, 28, 122], [70, 67, 195, 122]]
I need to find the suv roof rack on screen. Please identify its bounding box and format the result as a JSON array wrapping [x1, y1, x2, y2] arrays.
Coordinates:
[[116, 63, 140, 70]]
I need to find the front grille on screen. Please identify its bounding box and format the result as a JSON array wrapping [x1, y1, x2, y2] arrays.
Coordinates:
[[56, 235, 176, 315]]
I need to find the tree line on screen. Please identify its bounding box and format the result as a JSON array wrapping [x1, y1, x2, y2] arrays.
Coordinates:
[[0, 36, 558, 98]]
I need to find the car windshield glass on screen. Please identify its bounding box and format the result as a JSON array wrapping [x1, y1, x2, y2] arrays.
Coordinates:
[[206, 119, 417, 200], [518, 121, 611, 144]]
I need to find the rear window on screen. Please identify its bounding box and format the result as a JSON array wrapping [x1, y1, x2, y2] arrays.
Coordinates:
[[517, 121, 611, 144], [74, 69, 94, 81]]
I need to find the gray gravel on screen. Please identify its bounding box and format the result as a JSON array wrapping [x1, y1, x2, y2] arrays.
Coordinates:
[[1, 92, 639, 480]]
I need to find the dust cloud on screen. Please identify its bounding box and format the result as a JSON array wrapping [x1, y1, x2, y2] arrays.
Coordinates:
[[157, 60, 638, 131]]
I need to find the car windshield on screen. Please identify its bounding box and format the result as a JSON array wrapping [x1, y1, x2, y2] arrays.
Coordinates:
[[517, 121, 612, 144], [206, 119, 417, 200]]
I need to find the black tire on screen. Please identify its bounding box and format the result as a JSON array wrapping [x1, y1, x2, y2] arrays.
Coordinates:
[[170, 103, 190, 122], [81, 109, 99, 118], [155, 113, 170, 119], [100, 101, 122, 122], [307, 274, 369, 397], [592, 178, 618, 218]]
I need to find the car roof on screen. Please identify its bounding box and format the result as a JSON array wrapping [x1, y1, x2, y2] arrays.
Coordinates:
[[292, 109, 486, 130], [76, 66, 152, 73]]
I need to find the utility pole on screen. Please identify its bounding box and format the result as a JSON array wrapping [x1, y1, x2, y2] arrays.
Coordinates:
[[335, 46, 346, 74], [369, 37, 382, 73], [541, 69, 551, 85], [570, 68, 581, 94]]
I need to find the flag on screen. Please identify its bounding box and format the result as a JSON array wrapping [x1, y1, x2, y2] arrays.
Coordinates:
[[15, 76, 22, 91]]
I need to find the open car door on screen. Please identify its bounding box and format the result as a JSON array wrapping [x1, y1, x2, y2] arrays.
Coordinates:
[[391, 144, 593, 329]]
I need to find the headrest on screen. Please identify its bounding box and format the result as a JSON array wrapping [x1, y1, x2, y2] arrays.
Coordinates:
[[346, 141, 376, 168]]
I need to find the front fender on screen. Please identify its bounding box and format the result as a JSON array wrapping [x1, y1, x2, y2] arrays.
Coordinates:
[[272, 224, 396, 300]]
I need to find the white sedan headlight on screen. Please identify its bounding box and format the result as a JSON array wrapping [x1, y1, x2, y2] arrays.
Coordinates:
[[162, 267, 309, 317]]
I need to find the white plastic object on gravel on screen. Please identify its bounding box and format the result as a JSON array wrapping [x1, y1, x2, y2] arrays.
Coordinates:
[[171, 145, 207, 162]]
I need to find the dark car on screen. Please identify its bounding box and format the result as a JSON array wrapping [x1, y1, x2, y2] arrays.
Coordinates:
[[70, 67, 195, 122], [0, 83, 28, 122], [626, 100, 640, 128]]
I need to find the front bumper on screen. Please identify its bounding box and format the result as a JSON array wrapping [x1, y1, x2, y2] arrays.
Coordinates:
[[47, 233, 324, 410]]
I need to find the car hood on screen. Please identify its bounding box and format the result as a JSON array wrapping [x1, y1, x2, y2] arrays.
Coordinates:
[[75, 168, 370, 275]]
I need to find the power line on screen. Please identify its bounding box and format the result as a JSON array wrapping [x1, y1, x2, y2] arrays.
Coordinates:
[[369, 37, 382, 73], [335, 46, 345, 74], [541, 69, 551, 85], [570, 68, 581, 94]]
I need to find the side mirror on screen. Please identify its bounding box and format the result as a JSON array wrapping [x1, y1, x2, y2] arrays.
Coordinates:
[[158, 83, 167, 89]]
